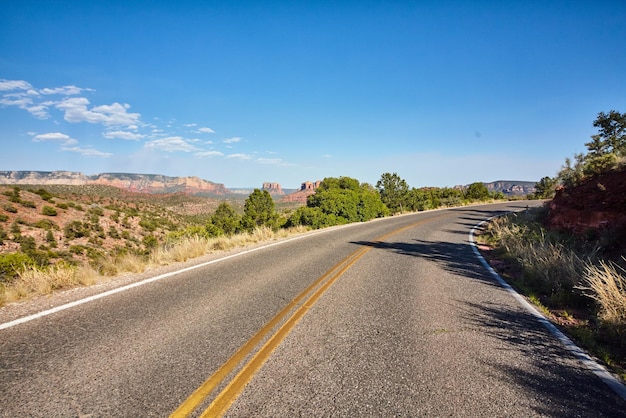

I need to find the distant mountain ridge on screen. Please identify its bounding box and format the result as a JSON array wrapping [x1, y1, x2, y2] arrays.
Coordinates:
[[483, 180, 536, 196], [0, 171, 229, 195]]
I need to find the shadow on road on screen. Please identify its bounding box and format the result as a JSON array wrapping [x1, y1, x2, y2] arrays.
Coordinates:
[[459, 300, 626, 416], [350, 238, 501, 289]]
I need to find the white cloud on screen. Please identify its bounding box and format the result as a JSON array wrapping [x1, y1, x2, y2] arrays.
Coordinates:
[[56, 97, 140, 127], [195, 150, 224, 158], [60, 146, 112, 158], [103, 130, 144, 140], [144, 136, 201, 152], [40, 86, 87, 95], [0, 79, 33, 91], [0, 96, 33, 107], [32, 132, 78, 145], [226, 153, 252, 160], [25, 104, 50, 119], [198, 127, 215, 134], [223, 137, 242, 144], [0, 94, 52, 119], [183, 123, 197, 127]]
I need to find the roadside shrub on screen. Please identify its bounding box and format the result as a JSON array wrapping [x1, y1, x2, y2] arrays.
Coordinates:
[[64, 220, 89, 240], [34, 219, 58, 230], [0, 214, 7, 222], [20, 200, 36, 208], [56, 202, 69, 210], [288, 206, 341, 229], [42, 205, 57, 216], [142, 234, 158, 250], [139, 218, 158, 232], [3, 204, 18, 213], [32, 188, 54, 201], [0, 253, 35, 283]]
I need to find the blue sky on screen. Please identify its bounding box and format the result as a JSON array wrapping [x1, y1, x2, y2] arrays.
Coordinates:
[[1, 1, 625, 189]]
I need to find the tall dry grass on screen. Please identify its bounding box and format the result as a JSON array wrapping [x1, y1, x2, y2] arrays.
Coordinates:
[[484, 207, 626, 343], [0, 225, 311, 307], [582, 260, 626, 330], [485, 210, 587, 295], [1, 264, 99, 305]]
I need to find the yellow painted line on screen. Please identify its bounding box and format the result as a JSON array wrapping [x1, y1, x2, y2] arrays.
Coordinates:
[[200, 247, 371, 417], [171, 213, 449, 417], [169, 249, 367, 417]]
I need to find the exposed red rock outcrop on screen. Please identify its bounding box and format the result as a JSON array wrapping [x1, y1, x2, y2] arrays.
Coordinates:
[[544, 169, 626, 236], [262, 182, 284, 195], [280, 180, 322, 204]]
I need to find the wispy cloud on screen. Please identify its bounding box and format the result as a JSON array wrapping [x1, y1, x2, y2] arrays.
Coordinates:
[[223, 137, 242, 144], [226, 153, 252, 160], [256, 157, 294, 167], [60, 146, 112, 158], [198, 127, 215, 134], [103, 130, 144, 140], [31, 132, 78, 145], [40, 86, 89, 95], [195, 150, 224, 158], [144, 136, 201, 152], [0, 79, 32, 91]]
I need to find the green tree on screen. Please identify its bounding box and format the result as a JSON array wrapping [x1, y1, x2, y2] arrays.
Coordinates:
[[306, 177, 388, 224], [532, 176, 557, 199], [242, 189, 277, 231], [592, 110, 626, 157], [465, 182, 490, 201], [210, 202, 241, 235], [376, 172, 409, 214]]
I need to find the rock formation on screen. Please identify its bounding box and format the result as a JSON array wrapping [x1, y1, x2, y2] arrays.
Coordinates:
[[544, 169, 626, 237], [262, 182, 284, 195], [280, 180, 322, 204], [0, 171, 229, 195]]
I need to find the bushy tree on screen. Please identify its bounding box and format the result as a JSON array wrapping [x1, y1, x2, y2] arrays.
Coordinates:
[[531, 176, 558, 199], [242, 189, 277, 231], [465, 182, 490, 201], [210, 202, 241, 235], [298, 176, 387, 227], [376, 172, 409, 214]]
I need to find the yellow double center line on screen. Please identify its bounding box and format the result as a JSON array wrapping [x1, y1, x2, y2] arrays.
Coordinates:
[[170, 217, 442, 417]]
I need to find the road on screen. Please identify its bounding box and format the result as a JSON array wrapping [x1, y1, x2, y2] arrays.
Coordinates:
[[1, 202, 625, 417]]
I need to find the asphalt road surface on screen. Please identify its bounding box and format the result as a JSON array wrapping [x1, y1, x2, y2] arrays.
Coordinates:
[[1, 202, 625, 417]]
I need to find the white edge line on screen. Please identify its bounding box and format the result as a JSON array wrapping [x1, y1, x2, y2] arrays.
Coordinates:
[[469, 214, 626, 401], [0, 224, 356, 331]]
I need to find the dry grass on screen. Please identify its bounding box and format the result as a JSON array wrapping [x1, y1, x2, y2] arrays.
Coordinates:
[[1, 264, 99, 305], [0, 225, 311, 307], [582, 260, 626, 328], [484, 211, 587, 294], [480, 207, 626, 378]]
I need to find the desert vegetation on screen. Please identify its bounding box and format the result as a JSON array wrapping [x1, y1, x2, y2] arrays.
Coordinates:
[[480, 110, 626, 379], [0, 175, 507, 306]]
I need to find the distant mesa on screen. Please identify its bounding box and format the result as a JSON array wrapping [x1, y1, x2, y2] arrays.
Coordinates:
[[262, 182, 284, 195], [484, 180, 536, 196], [454, 180, 536, 197], [0, 171, 229, 196], [280, 180, 322, 204]]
